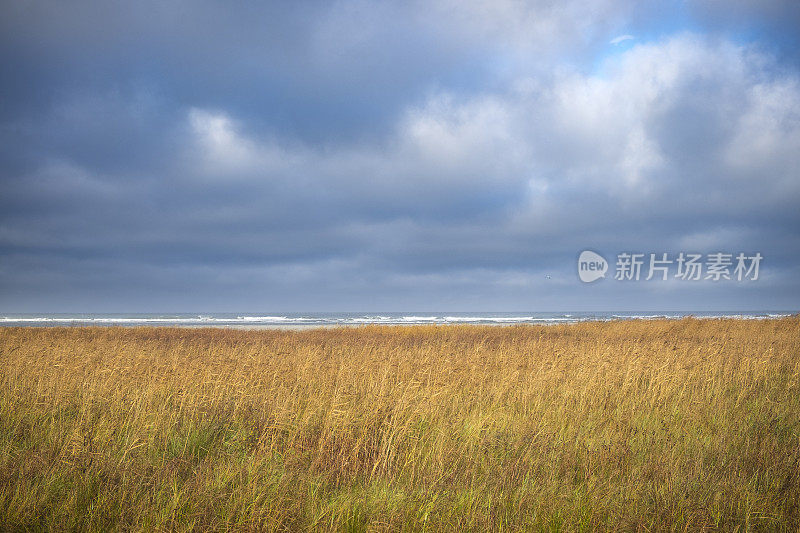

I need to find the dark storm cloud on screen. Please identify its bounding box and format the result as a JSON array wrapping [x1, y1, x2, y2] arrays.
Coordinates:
[[0, 1, 509, 145], [0, 1, 798, 312]]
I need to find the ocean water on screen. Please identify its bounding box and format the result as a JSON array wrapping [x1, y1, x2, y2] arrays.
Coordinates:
[[0, 311, 793, 327]]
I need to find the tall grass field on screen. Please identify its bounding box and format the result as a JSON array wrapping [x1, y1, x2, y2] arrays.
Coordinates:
[[1, 318, 799, 531]]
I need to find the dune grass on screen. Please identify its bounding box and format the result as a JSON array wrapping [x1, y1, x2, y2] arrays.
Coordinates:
[[0, 318, 798, 531]]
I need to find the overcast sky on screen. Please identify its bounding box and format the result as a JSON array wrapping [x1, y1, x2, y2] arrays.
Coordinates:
[[1, 0, 799, 312]]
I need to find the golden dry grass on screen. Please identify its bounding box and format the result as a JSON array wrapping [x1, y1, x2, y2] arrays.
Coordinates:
[[1, 318, 799, 531]]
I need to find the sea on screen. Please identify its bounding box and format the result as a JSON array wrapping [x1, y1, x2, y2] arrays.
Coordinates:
[[0, 311, 794, 328]]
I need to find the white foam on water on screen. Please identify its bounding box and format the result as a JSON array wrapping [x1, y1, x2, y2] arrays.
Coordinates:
[[0, 312, 793, 327]]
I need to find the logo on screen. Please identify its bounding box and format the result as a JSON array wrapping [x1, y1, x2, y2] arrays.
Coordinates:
[[576, 250, 762, 283], [578, 250, 608, 283]]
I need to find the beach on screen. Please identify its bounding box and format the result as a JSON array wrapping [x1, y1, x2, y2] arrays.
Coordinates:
[[1, 317, 798, 530]]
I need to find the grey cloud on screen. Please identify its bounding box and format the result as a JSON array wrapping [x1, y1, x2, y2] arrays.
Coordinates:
[[1, 3, 799, 312]]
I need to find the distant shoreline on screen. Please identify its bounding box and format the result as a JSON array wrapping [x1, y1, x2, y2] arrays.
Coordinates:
[[0, 313, 796, 330]]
